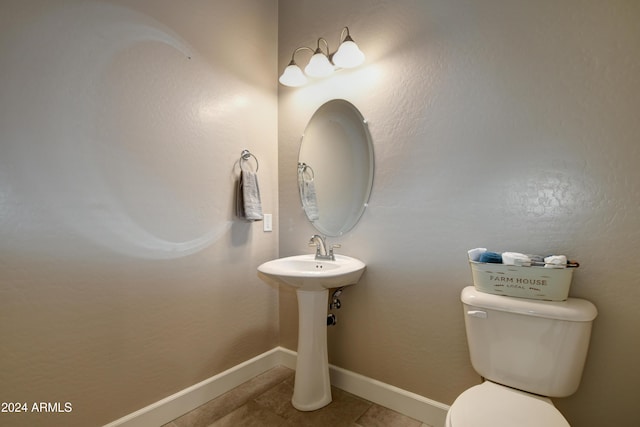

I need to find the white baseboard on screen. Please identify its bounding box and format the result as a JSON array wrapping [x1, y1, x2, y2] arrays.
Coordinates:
[[329, 363, 449, 427], [104, 347, 448, 427], [103, 348, 285, 427], [277, 347, 448, 426]]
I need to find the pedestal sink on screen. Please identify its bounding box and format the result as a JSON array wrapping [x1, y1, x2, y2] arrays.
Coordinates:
[[257, 254, 365, 411]]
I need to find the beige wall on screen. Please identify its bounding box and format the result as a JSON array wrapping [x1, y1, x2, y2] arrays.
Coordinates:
[[278, 1, 639, 426], [0, 1, 278, 426]]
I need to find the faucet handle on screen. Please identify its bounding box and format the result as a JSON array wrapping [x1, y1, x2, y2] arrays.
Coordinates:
[[328, 244, 341, 257]]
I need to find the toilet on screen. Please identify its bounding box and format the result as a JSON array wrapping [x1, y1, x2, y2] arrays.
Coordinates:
[[446, 286, 597, 427]]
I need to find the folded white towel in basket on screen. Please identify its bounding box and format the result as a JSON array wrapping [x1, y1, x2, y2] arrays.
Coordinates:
[[544, 255, 567, 268], [467, 248, 487, 262], [502, 252, 532, 267]]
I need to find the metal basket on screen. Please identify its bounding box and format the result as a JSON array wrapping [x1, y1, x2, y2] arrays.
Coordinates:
[[468, 261, 574, 301]]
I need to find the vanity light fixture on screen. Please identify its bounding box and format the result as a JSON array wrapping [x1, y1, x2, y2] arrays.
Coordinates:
[[279, 27, 365, 87]]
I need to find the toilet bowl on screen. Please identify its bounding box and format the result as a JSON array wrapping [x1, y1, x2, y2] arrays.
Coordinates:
[[445, 381, 569, 427]]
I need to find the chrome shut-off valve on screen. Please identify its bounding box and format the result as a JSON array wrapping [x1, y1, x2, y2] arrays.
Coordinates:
[[330, 288, 343, 310]]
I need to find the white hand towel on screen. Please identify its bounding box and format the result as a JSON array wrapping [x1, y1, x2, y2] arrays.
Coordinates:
[[502, 252, 532, 267], [240, 170, 263, 221], [544, 255, 567, 268]]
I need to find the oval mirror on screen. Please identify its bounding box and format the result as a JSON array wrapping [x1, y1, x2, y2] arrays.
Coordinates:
[[298, 99, 374, 237]]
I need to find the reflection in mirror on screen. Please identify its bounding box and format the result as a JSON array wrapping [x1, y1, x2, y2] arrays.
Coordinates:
[[298, 162, 320, 221], [298, 99, 374, 237]]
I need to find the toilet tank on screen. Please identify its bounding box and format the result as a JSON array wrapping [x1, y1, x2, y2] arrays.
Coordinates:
[[461, 286, 597, 397]]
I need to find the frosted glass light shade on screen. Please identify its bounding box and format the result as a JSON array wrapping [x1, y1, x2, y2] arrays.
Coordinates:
[[304, 52, 334, 78], [332, 39, 365, 68], [279, 63, 308, 87]]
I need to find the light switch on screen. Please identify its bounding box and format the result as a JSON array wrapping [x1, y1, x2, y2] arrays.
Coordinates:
[[263, 214, 273, 232]]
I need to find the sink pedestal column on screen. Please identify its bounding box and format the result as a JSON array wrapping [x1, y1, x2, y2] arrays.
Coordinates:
[[292, 289, 332, 411]]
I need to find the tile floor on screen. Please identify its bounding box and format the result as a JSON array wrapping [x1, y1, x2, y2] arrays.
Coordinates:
[[162, 366, 432, 427]]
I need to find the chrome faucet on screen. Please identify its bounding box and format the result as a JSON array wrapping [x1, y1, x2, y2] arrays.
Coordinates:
[[308, 234, 340, 260]]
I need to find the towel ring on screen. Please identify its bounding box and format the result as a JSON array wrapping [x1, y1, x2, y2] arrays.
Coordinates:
[[240, 149, 259, 172], [298, 162, 314, 181]]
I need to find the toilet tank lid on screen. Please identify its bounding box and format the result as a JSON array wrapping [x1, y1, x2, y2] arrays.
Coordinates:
[[461, 286, 598, 321]]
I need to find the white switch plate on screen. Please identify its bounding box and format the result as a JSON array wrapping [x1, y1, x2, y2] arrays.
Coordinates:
[[263, 213, 272, 232]]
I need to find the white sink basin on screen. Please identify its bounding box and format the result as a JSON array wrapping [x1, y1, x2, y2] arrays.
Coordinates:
[[257, 254, 365, 291]]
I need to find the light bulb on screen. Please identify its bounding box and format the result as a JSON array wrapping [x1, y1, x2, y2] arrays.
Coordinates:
[[332, 37, 365, 69], [304, 51, 334, 78], [279, 63, 307, 87]]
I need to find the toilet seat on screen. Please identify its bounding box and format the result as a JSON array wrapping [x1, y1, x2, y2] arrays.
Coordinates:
[[446, 381, 570, 427]]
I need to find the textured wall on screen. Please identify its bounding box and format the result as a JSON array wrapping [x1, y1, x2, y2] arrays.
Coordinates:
[[278, 1, 640, 426], [0, 1, 278, 426]]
